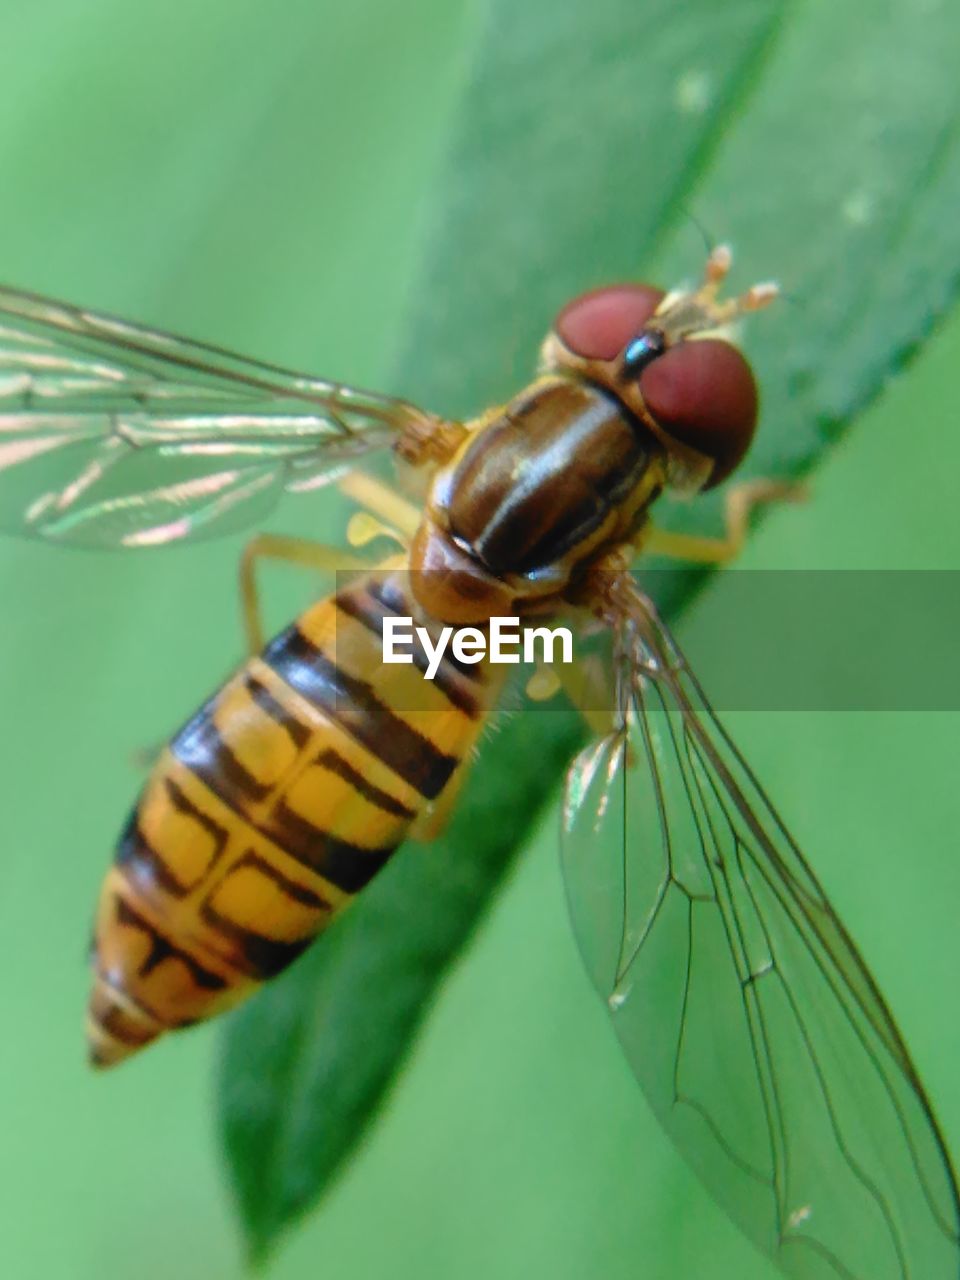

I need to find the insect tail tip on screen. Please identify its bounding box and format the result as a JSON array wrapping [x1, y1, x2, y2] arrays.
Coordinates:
[[86, 978, 161, 1069]]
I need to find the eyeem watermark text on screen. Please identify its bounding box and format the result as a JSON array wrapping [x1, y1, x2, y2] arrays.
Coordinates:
[[382, 616, 573, 680]]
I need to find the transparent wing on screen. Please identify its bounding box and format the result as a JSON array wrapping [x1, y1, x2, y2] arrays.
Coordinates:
[[561, 582, 960, 1279], [0, 283, 440, 547]]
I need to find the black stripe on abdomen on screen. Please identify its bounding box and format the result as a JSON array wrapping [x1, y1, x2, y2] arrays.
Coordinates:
[[262, 627, 458, 800], [173, 672, 308, 806], [117, 779, 230, 899], [336, 580, 484, 718], [167, 680, 412, 895], [115, 896, 228, 996], [263, 796, 396, 893], [315, 748, 416, 820], [199, 850, 331, 979]]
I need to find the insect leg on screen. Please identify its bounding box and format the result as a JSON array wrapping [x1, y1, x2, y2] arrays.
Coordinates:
[[338, 470, 423, 541], [551, 659, 619, 737], [238, 534, 370, 655], [642, 478, 807, 564]]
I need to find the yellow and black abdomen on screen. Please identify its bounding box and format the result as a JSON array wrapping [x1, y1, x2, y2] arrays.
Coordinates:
[[87, 571, 491, 1068]]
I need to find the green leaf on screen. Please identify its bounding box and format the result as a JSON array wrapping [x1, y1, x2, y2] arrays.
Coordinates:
[[218, 0, 960, 1261]]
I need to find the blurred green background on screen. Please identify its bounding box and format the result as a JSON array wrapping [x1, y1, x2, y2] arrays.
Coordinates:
[[0, 2, 958, 1278]]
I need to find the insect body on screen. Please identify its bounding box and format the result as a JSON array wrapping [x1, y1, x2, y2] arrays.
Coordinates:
[[89, 572, 496, 1062], [0, 248, 957, 1279]]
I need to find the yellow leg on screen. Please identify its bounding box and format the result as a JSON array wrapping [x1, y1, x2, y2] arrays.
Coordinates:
[[338, 470, 423, 542], [239, 533, 370, 656], [555, 655, 618, 738], [643, 478, 807, 565]]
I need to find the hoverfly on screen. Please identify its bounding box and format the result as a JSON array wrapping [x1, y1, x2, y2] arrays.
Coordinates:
[[0, 248, 956, 1280]]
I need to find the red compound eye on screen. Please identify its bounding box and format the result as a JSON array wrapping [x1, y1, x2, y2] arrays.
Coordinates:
[[555, 284, 665, 361], [638, 339, 758, 488], [554, 284, 759, 488]]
